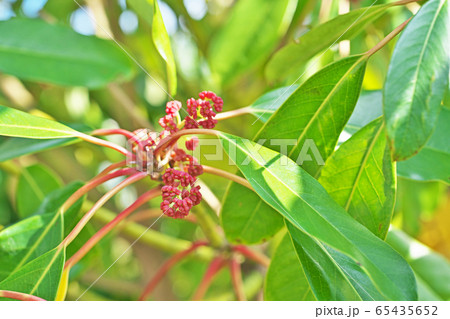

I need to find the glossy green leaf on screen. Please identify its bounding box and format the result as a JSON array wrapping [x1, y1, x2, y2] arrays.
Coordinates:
[[0, 182, 83, 281], [219, 132, 417, 300], [0, 124, 91, 162], [209, 0, 297, 85], [264, 233, 315, 301], [258, 55, 367, 177], [386, 228, 450, 301], [0, 247, 65, 301], [0, 18, 134, 88], [16, 164, 62, 219], [0, 105, 81, 139], [220, 55, 367, 245], [287, 223, 386, 300], [319, 118, 395, 238], [383, 0, 450, 161], [153, 0, 177, 95], [397, 108, 450, 183], [265, 3, 392, 83], [247, 85, 298, 123]]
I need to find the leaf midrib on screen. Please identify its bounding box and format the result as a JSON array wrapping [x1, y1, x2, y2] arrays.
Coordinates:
[[288, 55, 366, 159]]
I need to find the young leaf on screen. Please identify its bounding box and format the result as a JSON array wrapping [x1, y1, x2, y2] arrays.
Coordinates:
[[386, 228, 450, 301], [209, 0, 297, 85], [383, 0, 450, 161], [218, 132, 417, 300], [397, 108, 450, 183], [0, 105, 81, 139], [265, 3, 392, 83], [0, 247, 65, 301], [0, 18, 134, 88], [319, 118, 395, 238], [16, 164, 62, 219], [153, 0, 177, 95], [220, 55, 367, 245], [264, 233, 315, 301]]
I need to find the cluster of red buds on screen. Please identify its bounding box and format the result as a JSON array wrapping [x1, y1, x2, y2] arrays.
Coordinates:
[[185, 91, 223, 129], [154, 91, 223, 218]]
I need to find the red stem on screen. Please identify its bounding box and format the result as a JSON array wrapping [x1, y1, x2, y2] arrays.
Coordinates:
[[65, 187, 162, 269], [192, 257, 228, 301], [232, 245, 270, 268], [62, 172, 148, 247], [92, 128, 135, 140], [96, 160, 128, 178], [0, 290, 46, 301], [76, 133, 129, 156], [139, 241, 208, 301], [61, 167, 136, 214], [229, 257, 246, 301]]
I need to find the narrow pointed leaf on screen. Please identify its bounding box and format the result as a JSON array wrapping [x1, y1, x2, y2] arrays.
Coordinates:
[[0, 18, 134, 88], [0, 105, 81, 139], [219, 132, 417, 300], [319, 118, 395, 238], [258, 55, 367, 177], [16, 164, 62, 219], [0, 124, 91, 162], [383, 0, 450, 160], [264, 233, 315, 301], [0, 247, 65, 301], [221, 55, 367, 245], [153, 0, 177, 95], [265, 3, 394, 83]]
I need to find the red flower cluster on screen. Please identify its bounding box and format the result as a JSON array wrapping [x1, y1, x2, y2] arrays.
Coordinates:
[[160, 168, 202, 218], [155, 91, 223, 218], [185, 91, 223, 129]]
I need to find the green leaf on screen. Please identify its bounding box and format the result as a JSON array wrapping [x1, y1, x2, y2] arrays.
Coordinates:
[[397, 108, 450, 183], [0, 18, 134, 88], [247, 85, 299, 123], [386, 228, 450, 301], [0, 247, 65, 301], [220, 182, 284, 244], [219, 132, 417, 300], [286, 223, 385, 300], [319, 118, 395, 238], [16, 164, 62, 219], [0, 124, 91, 162], [0, 182, 83, 281], [220, 55, 367, 245], [258, 55, 367, 177], [0, 105, 82, 139], [265, 3, 392, 83], [264, 233, 315, 301], [209, 0, 297, 85], [153, 0, 177, 95], [383, 0, 450, 161]]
